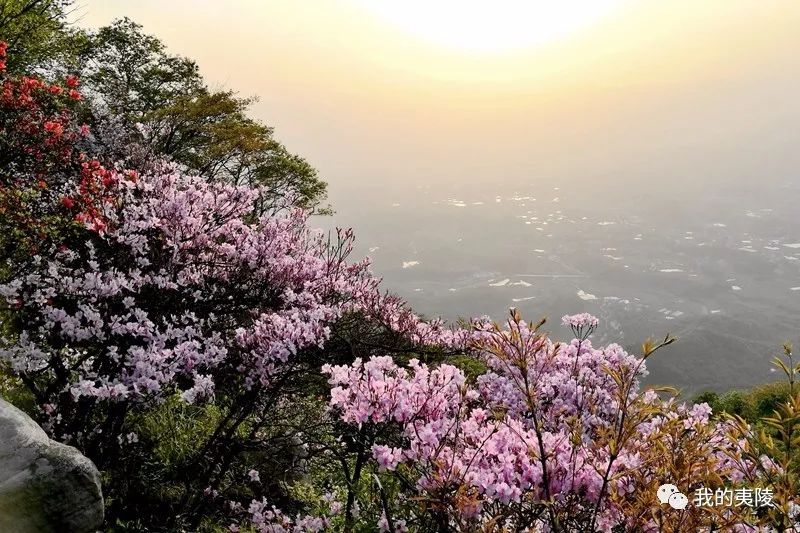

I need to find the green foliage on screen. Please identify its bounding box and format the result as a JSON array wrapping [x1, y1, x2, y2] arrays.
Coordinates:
[[0, 363, 35, 413], [693, 382, 793, 423], [0, 0, 86, 76], [447, 354, 488, 382], [0, 310, 34, 412], [131, 394, 223, 468], [79, 18, 203, 120], [750, 381, 792, 419], [692, 390, 719, 406], [716, 390, 753, 419]]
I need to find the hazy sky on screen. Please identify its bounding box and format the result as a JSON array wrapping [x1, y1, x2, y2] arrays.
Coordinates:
[[72, 1, 800, 207]]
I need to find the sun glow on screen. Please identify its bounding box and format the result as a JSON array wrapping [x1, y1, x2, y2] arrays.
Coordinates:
[[359, 0, 628, 54]]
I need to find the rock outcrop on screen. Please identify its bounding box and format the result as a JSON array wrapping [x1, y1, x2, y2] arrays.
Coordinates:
[[0, 397, 104, 533]]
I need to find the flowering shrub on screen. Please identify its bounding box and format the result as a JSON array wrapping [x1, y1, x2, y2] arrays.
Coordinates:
[[2, 42, 800, 531], [0, 41, 115, 260], [2, 175, 366, 404], [0, 41, 474, 528], [314, 311, 770, 531]]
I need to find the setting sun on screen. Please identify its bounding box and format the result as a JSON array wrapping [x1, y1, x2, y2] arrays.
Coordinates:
[[358, 0, 628, 53]]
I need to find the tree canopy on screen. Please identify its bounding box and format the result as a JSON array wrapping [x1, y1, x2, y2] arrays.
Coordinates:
[[0, 0, 84, 76]]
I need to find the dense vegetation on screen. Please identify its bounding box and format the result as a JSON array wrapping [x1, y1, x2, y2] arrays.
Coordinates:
[[1, 2, 800, 531]]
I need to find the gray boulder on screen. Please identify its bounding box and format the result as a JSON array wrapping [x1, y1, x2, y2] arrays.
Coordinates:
[[0, 397, 103, 533]]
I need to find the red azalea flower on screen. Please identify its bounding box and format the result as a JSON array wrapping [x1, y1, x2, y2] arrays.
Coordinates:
[[60, 196, 75, 209], [44, 120, 64, 138], [65, 75, 79, 88]]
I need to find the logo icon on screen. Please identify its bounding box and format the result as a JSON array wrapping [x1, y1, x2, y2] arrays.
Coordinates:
[[657, 483, 688, 510], [668, 492, 688, 509]]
